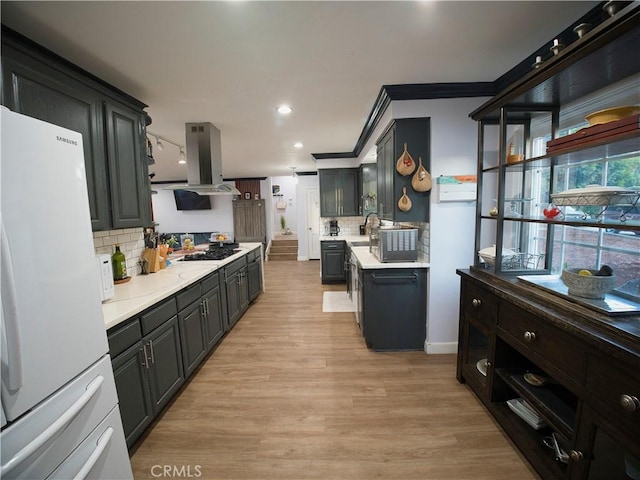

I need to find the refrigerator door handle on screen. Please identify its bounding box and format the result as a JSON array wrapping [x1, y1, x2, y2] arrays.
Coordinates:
[[0, 375, 105, 477], [73, 426, 114, 480], [0, 216, 23, 391]]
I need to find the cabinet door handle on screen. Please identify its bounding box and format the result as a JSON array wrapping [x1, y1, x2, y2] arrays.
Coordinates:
[[472, 298, 482, 307], [569, 450, 583, 462], [142, 344, 151, 369], [620, 394, 640, 412], [523, 331, 536, 342], [148, 340, 155, 364], [205, 298, 210, 317], [141, 346, 149, 369]]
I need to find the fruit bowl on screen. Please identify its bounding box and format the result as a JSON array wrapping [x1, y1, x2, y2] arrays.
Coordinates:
[[561, 268, 616, 299], [585, 106, 640, 126]]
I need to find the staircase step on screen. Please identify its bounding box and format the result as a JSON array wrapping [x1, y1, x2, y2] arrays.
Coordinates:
[[269, 246, 298, 254], [269, 252, 298, 261], [272, 239, 298, 247]]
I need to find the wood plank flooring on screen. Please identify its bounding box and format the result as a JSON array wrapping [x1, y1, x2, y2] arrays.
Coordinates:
[[130, 260, 537, 480]]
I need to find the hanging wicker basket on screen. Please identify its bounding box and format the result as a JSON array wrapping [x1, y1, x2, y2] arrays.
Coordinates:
[[396, 143, 416, 176]]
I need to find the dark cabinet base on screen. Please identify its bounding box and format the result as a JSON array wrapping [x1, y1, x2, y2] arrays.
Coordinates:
[[361, 268, 427, 351]]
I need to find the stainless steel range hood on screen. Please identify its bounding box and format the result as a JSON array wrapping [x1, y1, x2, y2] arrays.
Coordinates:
[[165, 122, 240, 195]]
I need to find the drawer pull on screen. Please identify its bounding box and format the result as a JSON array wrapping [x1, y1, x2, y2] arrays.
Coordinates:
[[523, 331, 536, 342], [620, 394, 640, 412], [472, 298, 482, 307], [569, 450, 584, 462]]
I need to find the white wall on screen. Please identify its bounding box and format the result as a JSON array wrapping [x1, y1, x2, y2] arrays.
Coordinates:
[[392, 97, 489, 353], [347, 97, 487, 354], [151, 188, 235, 235], [271, 175, 299, 234], [295, 175, 320, 260]]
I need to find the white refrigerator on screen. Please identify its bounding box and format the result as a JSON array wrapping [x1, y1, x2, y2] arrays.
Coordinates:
[[1, 108, 132, 479]]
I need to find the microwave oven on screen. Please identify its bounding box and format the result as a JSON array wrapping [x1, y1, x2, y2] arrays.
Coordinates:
[[96, 254, 115, 302], [369, 227, 418, 263]]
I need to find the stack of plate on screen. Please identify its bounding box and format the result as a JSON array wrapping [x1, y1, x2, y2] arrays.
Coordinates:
[[507, 398, 547, 430]]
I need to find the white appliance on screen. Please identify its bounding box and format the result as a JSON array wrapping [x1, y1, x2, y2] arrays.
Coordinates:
[[97, 254, 115, 302], [1, 108, 132, 479]]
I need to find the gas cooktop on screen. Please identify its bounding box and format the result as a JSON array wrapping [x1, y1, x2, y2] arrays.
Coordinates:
[[181, 242, 240, 261]]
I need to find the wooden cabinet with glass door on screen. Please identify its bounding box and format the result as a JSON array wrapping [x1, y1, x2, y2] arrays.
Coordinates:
[[471, 3, 640, 315], [460, 3, 640, 479]]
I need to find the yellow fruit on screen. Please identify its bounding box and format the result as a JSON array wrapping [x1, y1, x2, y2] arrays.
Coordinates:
[[578, 269, 592, 276]]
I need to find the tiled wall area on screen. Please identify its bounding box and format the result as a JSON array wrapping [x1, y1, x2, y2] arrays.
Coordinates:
[[399, 221, 430, 262], [319, 216, 364, 236], [93, 228, 145, 276], [320, 216, 430, 262]]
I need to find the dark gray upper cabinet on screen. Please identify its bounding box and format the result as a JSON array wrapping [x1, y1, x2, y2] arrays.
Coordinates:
[[0, 43, 111, 231], [376, 118, 431, 222], [360, 163, 377, 217], [104, 102, 151, 229], [1, 28, 152, 231], [319, 168, 360, 217]]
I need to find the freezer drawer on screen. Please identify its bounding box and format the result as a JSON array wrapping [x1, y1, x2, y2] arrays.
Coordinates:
[[0, 355, 123, 479], [48, 406, 132, 480]]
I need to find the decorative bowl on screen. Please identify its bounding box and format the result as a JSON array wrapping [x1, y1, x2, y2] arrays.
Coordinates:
[[585, 106, 640, 126], [561, 268, 616, 299]]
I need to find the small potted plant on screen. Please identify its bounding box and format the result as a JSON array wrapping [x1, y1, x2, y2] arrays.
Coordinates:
[[280, 215, 286, 234], [159, 234, 177, 253]]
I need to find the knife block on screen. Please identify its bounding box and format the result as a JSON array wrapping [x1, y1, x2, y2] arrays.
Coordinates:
[[143, 248, 161, 273]]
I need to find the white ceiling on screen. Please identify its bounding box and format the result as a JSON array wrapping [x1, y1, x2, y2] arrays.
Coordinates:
[[1, 1, 597, 181]]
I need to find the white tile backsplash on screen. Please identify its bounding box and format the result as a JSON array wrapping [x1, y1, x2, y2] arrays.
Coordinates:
[[93, 227, 145, 276], [319, 216, 364, 236]]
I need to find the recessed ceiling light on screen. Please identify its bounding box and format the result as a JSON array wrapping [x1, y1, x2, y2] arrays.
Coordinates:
[[294, 142, 303, 148], [277, 105, 292, 114]]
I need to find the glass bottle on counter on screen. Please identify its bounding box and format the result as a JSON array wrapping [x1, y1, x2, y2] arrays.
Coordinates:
[[112, 243, 128, 281]]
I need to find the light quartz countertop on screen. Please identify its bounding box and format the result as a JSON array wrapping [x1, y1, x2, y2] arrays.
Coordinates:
[[320, 234, 370, 245], [350, 246, 430, 270], [102, 243, 262, 330]]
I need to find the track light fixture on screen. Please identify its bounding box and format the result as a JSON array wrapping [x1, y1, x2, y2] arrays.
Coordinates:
[[147, 131, 186, 165]]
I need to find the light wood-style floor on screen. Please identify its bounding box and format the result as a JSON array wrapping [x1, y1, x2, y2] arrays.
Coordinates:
[[130, 260, 537, 480]]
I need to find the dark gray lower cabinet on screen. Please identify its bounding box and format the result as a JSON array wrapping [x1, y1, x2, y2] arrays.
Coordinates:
[[202, 282, 224, 350], [108, 301, 184, 448], [111, 341, 152, 448], [247, 248, 263, 302], [146, 317, 184, 412], [321, 241, 346, 284], [361, 268, 427, 350], [225, 257, 249, 329], [177, 299, 207, 379], [108, 256, 254, 450]]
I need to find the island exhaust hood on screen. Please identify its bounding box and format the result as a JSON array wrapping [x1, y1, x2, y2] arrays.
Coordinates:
[[165, 122, 240, 195]]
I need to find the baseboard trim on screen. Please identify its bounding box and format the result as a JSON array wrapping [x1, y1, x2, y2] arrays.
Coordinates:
[[297, 256, 308, 261], [424, 341, 458, 354]]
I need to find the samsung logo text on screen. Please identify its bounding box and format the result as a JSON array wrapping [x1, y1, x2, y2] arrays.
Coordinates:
[[56, 136, 78, 146]]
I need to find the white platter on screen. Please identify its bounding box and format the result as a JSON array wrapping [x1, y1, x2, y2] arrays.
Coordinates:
[[551, 186, 639, 207]]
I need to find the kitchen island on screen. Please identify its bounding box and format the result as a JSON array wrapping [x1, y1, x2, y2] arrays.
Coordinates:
[[349, 245, 429, 351], [102, 242, 263, 329], [103, 242, 263, 449]]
